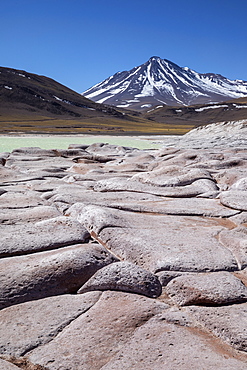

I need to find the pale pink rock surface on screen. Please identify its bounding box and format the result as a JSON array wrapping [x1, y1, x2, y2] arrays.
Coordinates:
[[1, 141, 247, 369]]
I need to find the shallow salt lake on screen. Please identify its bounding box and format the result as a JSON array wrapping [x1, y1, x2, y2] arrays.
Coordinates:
[[0, 134, 180, 153]]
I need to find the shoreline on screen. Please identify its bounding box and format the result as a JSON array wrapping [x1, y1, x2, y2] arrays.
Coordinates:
[[0, 132, 182, 138], [0, 133, 181, 153]]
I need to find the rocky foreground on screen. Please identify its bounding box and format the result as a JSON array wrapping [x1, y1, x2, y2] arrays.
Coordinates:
[[0, 129, 247, 369]]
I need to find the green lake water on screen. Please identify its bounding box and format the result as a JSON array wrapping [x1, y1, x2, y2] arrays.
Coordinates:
[[0, 135, 166, 153]]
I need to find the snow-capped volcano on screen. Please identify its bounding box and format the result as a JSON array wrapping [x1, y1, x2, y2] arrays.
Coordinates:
[[82, 57, 247, 111]]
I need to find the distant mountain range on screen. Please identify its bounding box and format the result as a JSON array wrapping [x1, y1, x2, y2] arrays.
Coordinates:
[[82, 56, 247, 111], [1, 65, 247, 135]]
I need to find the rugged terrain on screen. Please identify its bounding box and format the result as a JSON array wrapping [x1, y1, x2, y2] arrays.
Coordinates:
[[82, 56, 247, 111], [0, 123, 247, 369]]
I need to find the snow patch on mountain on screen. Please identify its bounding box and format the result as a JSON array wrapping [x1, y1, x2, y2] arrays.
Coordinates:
[[233, 104, 247, 109], [195, 105, 229, 112]]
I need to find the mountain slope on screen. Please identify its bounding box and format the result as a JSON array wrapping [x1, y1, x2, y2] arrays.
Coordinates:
[[0, 66, 126, 118], [1, 66, 172, 134], [82, 57, 247, 111]]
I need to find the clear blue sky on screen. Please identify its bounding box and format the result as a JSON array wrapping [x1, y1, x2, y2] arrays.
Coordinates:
[[1, 0, 247, 93]]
